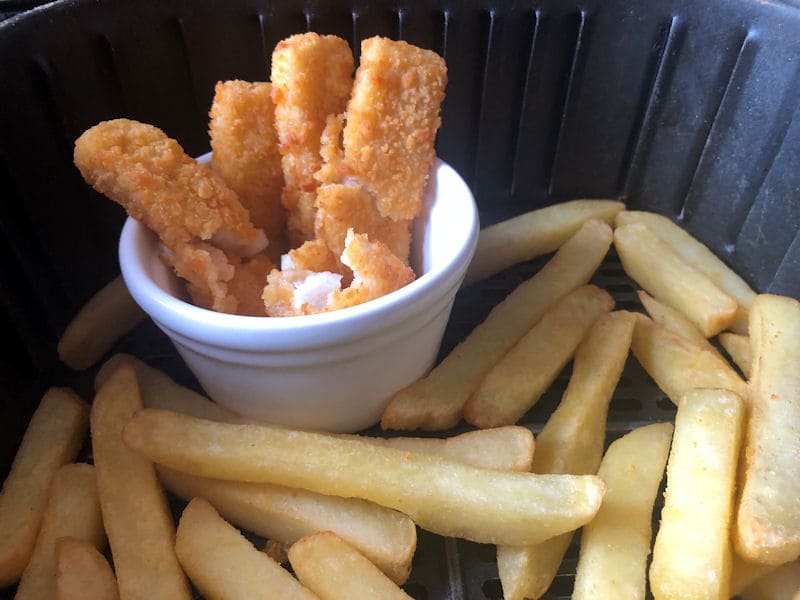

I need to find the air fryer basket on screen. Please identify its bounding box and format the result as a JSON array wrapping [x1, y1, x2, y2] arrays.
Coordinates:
[[1, 0, 799, 597]]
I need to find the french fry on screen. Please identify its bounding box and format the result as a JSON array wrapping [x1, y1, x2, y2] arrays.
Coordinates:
[[57, 275, 145, 370], [649, 388, 745, 600], [176, 497, 317, 600], [352, 426, 534, 472], [15, 464, 106, 600], [465, 285, 614, 428], [289, 531, 412, 600], [740, 560, 800, 600], [497, 311, 636, 600], [0, 387, 88, 587], [718, 332, 752, 378], [637, 290, 718, 353], [736, 294, 800, 565], [95, 353, 249, 423], [729, 554, 781, 597], [615, 222, 737, 337], [631, 315, 747, 404], [55, 537, 119, 600], [92, 364, 190, 599], [464, 199, 624, 284], [124, 409, 606, 546], [572, 423, 673, 600], [157, 466, 417, 585], [381, 218, 613, 431], [616, 210, 756, 333]]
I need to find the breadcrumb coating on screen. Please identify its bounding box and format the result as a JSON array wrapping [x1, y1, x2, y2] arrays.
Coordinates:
[[73, 118, 266, 257], [316, 183, 411, 263], [328, 230, 416, 311], [271, 33, 354, 243], [209, 81, 287, 259], [162, 242, 238, 314], [343, 37, 446, 221], [227, 254, 274, 316]]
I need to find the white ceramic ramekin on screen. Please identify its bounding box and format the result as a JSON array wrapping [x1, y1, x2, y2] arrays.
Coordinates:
[[119, 157, 479, 432]]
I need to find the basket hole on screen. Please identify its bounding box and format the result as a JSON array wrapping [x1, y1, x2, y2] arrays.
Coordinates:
[[612, 396, 643, 411]]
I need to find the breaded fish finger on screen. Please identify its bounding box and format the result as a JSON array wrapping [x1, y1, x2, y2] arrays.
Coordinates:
[[209, 80, 287, 258], [316, 183, 411, 264], [74, 118, 266, 257], [271, 33, 354, 244], [343, 37, 446, 221]]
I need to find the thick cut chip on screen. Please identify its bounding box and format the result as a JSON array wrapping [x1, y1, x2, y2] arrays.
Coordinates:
[[631, 315, 747, 405], [736, 294, 800, 565], [95, 354, 249, 423], [0, 387, 88, 587], [15, 464, 106, 600], [718, 332, 752, 379], [616, 210, 756, 333], [572, 423, 673, 600], [176, 498, 317, 600], [465, 285, 614, 428], [729, 554, 782, 597], [740, 560, 800, 600], [158, 466, 417, 585], [92, 364, 190, 599], [289, 532, 411, 600], [381, 218, 613, 431], [343, 37, 447, 221], [650, 389, 745, 600], [349, 426, 534, 472], [209, 80, 286, 255], [465, 199, 624, 284], [55, 537, 119, 600], [615, 222, 737, 337], [497, 311, 636, 600], [57, 275, 145, 370], [271, 33, 354, 243], [124, 409, 605, 547], [637, 290, 718, 353]]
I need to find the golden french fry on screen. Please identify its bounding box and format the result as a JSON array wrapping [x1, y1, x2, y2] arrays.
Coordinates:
[[92, 364, 190, 599], [55, 537, 119, 600], [729, 554, 781, 597], [124, 409, 605, 546], [616, 210, 756, 333], [0, 388, 88, 587], [16, 464, 105, 600], [352, 426, 534, 472], [465, 285, 614, 428], [736, 294, 800, 565], [650, 389, 745, 600], [573, 422, 673, 600], [176, 497, 317, 600], [740, 560, 800, 600], [157, 466, 416, 585], [57, 276, 145, 370], [497, 310, 636, 599], [631, 315, 747, 404], [637, 290, 718, 353], [289, 531, 411, 600], [615, 222, 737, 337], [381, 218, 613, 431], [464, 199, 624, 284], [718, 332, 752, 378], [95, 353, 248, 423]]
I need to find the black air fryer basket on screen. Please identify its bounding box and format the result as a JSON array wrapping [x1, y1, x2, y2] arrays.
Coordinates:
[[0, 0, 798, 598]]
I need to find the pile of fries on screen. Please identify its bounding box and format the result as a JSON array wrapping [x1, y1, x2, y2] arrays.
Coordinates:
[[22, 196, 800, 598]]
